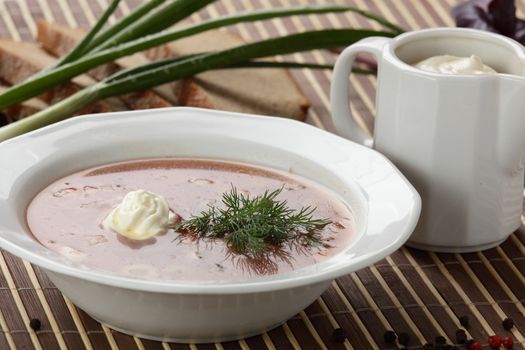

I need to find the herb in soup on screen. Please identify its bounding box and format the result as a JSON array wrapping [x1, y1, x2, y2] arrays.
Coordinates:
[[174, 186, 331, 258]]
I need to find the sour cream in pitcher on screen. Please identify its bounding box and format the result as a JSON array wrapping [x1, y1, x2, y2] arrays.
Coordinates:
[[414, 55, 497, 75]]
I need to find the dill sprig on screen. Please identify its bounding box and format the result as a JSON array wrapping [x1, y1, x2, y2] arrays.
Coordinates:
[[174, 187, 331, 258]]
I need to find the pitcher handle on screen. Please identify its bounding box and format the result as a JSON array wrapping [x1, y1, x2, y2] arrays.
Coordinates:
[[330, 37, 391, 148]]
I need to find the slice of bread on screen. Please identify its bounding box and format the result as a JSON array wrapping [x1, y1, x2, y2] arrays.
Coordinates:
[[146, 29, 310, 120], [0, 39, 126, 114]]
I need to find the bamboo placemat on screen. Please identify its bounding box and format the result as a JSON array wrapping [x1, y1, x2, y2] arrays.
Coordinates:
[[1, 1, 525, 349]]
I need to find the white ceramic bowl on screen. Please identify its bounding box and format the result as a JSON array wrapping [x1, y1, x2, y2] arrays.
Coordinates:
[[0, 107, 420, 343]]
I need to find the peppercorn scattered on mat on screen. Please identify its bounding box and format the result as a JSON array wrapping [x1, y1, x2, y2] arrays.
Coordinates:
[[1, 1, 525, 349]]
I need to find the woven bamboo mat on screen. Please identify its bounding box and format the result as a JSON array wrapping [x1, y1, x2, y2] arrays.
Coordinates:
[[1, 0, 525, 349]]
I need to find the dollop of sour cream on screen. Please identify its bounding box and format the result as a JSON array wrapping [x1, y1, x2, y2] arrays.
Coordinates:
[[103, 189, 176, 240], [414, 55, 497, 75]]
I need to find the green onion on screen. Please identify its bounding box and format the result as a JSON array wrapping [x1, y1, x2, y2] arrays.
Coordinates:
[[227, 61, 375, 75], [0, 5, 397, 110]]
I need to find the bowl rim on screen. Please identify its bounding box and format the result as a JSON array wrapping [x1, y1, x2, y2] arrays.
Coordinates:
[[0, 107, 421, 294]]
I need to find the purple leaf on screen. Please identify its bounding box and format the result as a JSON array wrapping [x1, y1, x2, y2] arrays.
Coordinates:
[[453, 0, 525, 44]]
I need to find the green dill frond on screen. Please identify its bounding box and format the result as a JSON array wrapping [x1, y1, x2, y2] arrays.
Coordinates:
[[174, 186, 331, 258]]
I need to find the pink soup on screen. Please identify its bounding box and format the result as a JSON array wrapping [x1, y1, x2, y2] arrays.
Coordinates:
[[27, 159, 354, 281]]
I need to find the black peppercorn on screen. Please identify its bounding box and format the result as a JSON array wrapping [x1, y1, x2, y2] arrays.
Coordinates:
[[331, 327, 347, 343], [435, 335, 447, 345], [397, 332, 410, 346], [459, 315, 470, 329], [455, 329, 467, 344], [383, 330, 397, 344], [29, 318, 41, 331], [502, 317, 514, 331]]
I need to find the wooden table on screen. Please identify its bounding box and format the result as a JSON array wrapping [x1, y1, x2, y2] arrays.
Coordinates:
[[1, 1, 525, 349]]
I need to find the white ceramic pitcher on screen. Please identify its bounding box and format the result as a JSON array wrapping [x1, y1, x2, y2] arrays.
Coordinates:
[[331, 28, 525, 252]]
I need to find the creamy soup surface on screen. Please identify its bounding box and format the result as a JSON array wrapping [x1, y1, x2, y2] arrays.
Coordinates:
[[27, 159, 354, 282]]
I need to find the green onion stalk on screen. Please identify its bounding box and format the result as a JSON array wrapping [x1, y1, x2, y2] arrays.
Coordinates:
[[0, 1, 402, 142]]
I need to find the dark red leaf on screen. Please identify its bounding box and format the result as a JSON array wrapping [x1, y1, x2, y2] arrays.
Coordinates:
[[452, 0, 525, 44]]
